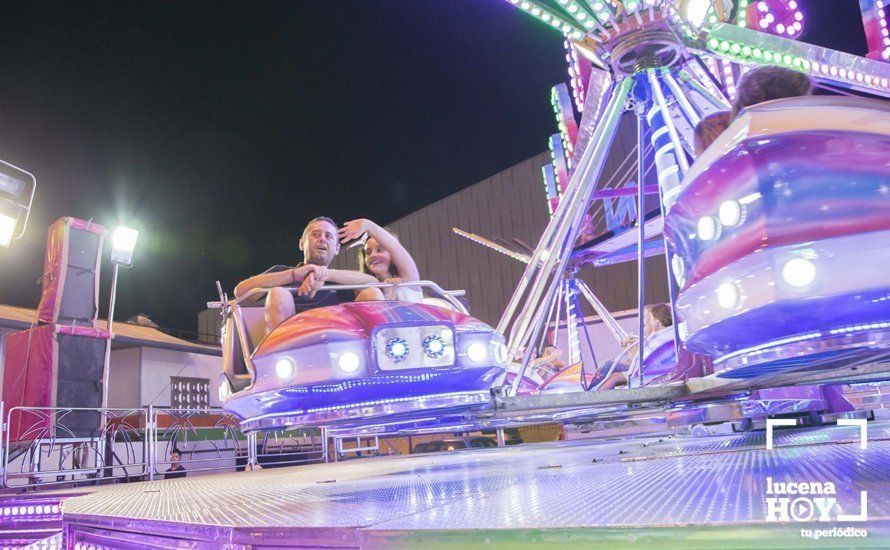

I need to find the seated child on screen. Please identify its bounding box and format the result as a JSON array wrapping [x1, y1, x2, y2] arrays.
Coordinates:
[[730, 65, 813, 119], [693, 111, 732, 155]]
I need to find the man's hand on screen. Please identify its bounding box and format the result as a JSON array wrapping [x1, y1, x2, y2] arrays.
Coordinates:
[[383, 277, 402, 286], [294, 264, 328, 284], [339, 219, 369, 244], [297, 272, 322, 298]]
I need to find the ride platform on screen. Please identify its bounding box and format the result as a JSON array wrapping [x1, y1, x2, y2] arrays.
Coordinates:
[[61, 419, 890, 548]]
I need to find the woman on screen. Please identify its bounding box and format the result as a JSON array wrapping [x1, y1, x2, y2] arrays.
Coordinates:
[[597, 303, 674, 390], [339, 218, 423, 302]]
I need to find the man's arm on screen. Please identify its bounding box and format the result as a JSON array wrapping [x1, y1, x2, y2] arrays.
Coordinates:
[[325, 269, 379, 286], [234, 266, 318, 298]]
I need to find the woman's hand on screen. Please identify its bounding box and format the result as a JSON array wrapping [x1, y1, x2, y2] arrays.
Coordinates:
[[339, 219, 369, 244], [383, 277, 402, 286]]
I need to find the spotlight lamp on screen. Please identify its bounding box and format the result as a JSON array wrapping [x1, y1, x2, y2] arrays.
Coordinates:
[[111, 226, 139, 267], [0, 160, 37, 248]]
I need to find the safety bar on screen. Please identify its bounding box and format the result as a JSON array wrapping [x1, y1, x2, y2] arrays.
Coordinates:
[[223, 280, 469, 314]]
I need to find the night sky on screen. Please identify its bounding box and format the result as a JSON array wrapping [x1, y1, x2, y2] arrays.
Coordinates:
[[0, 1, 869, 334]]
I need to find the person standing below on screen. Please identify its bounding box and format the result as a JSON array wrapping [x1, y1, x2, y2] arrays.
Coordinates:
[[164, 448, 187, 480], [339, 218, 423, 303], [235, 217, 383, 334]]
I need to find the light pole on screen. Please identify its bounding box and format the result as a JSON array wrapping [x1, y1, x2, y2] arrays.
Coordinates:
[[102, 226, 139, 410]]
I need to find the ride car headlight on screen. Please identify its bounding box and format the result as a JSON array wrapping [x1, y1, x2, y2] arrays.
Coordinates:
[[375, 325, 454, 370], [493, 341, 508, 365], [467, 342, 488, 363], [338, 352, 361, 374], [697, 216, 719, 241], [385, 337, 410, 362], [275, 357, 295, 379], [782, 258, 816, 288], [671, 254, 686, 287], [716, 282, 741, 310], [423, 335, 446, 359], [718, 199, 743, 227]]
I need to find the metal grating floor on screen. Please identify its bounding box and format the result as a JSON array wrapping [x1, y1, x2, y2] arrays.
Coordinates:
[[62, 422, 890, 548]]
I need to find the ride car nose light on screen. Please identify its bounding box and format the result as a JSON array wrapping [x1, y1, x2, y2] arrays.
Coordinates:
[[385, 338, 410, 362], [338, 352, 361, 374], [423, 335, 446, 358], [467, 342, 488, 362], [275, 357, 295, 379]]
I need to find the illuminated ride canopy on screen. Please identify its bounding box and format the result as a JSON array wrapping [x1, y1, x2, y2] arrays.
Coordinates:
[[497, 0, 890, 394]]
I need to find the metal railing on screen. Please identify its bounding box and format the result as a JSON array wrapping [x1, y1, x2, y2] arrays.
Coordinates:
[[2, 406, 147, 489], [0, 402, 326, 491], [224, 280, 469, 314]]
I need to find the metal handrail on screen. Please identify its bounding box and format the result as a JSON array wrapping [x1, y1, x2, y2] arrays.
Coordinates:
[[227, 280, 469, 314]]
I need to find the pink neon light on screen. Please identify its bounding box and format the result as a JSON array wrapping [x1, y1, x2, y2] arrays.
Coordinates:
[[747, 0, 804, 40]]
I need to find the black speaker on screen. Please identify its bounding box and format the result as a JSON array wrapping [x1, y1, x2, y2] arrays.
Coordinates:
[[37, 217, 106, 327]]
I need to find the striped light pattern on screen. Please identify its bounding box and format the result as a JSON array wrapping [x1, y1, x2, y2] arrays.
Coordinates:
[[548, 134, 571, 193], [551, 83, 580, 158]]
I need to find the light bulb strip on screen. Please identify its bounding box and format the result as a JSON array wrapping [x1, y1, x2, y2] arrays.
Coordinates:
[[861, 0, 890, 60], [452, 227, 532, 263], [566, 41, 590, 110], [505, 0, 586, 40], [555, 0, 600, 30], [704, 23, 890, 97], [549, 134, 572, 193], [542, 165, 561, 215]]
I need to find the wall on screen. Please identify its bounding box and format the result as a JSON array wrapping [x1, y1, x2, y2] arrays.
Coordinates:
[[332, 152, 555, 326], [332, 120, 671, 328], [139, 347, 223, 408], [109, 347, 142, 409]]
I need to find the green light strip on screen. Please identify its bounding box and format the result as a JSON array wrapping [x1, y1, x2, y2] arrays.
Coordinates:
[[509, 0, 586, 40], [705, 23, 890, 95], [554, 0, 600, 30]]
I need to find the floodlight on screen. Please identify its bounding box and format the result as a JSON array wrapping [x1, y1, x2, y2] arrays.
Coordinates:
[[0, 211, 16, 247], [111, 226, 139, 267], [0, 160, 37, 247]]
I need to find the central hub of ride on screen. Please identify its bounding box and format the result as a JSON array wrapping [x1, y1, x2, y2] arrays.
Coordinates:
[[576, 5, 684, 75]]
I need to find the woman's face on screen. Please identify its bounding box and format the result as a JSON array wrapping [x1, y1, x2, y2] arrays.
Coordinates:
[[643, 308, 663, 337], [364, 238, 393, 279]]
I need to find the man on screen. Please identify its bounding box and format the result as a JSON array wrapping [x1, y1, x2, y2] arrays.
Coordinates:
[[164, 449, 187, 480], [234, 217, 383, 333]]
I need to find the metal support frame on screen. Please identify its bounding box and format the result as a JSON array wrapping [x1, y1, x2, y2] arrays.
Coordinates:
[[574, 279, 631, 346], [502, 78, 633, 396], [334, 435, 380, 458], [101, 263, 119, 414], [147, 406, 156, 481], [635, 90, 648, 389], [247, 432, 258, 468]]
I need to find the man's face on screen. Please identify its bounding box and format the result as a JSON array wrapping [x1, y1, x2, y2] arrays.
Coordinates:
[[171, 452, 181, 465], [300, 220, 340, 267]]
